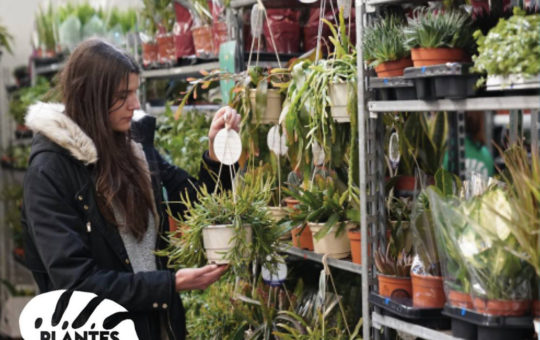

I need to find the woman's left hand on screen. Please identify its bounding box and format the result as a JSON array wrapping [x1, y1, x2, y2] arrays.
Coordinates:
[[208, 106, 241, 162]]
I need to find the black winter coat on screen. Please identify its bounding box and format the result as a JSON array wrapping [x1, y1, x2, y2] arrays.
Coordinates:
[[21, 104, 233, 340]]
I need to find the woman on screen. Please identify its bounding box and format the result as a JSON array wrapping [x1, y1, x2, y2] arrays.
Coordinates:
[[21, 39, 240, 339]]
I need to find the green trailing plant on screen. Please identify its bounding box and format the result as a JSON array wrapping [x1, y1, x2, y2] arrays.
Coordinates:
[[282, 8, 357, 192], [0, 20, 14, 54], [155, 104, 211, 176], [0, 184, 24, 250], [285, 174, 358, 240], [363, 14, 410, 67], [158, 170, 282, 272], [404, 7, 473, 50], [472, 8, 540, 79]]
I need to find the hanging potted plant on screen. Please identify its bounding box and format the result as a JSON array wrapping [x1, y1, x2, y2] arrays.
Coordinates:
[[158, 171, 282, 269], [364, 14, 412, 78], [286, 175, 356, 259], [404, 7, 473, 67]]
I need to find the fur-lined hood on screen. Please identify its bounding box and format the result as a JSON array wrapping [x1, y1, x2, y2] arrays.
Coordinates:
[[26, 102, 146, 165]]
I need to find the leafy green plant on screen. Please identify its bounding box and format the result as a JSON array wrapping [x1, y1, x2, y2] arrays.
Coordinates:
[[363, 14, 409, 67], [158, 170, 282, 272], [0, 184, 24, 249], [285, 175, 358, 240], [0, 20, 13, 54], [155, 104, 211, 176], [186, 0, 213, 26], [472, 8, 540, 78], [9, 77, 51, 125], [404, 8, 473, 50], [35, 3, 58, 52]]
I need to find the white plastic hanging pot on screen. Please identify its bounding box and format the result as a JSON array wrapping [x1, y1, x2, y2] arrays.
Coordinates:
[[308, 222, 353, 259], [202, 224, 252, 264], [328, 82, 353, 123], [249, 89, 282, 124]]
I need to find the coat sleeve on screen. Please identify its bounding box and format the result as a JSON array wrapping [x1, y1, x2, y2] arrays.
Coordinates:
[[23, 158, 176, 312]]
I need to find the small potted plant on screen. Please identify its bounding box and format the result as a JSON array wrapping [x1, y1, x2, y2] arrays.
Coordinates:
[[472, 8, 540, 88], [184, 0, 214, 57], [286, 175, 356, 259], [159, 171, 282, 270], [363, 14, 412, 77], [374, 244, 413, 299], [139, 0, 159, 68], [35, 3, 59, 58], [404, 7, 473, 67]]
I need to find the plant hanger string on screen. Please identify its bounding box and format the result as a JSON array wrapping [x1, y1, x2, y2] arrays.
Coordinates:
[[321, 254, 353, 337]]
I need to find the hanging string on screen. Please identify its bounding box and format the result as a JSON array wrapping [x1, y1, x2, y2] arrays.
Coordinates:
[[258, 0, 282, 69], [315, 0, 327, 63], [321, 254, 352, 337]]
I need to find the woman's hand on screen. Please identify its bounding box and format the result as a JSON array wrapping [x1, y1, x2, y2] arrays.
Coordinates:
[[208, 106, 241, 162], [175, 265, 228, 291]]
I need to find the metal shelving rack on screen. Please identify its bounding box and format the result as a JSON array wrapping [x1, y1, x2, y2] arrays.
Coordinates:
[[355, 0, 540, 339]]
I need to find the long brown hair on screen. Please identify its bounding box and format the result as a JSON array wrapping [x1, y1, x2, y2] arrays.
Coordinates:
[[60, 39, 155, 240]]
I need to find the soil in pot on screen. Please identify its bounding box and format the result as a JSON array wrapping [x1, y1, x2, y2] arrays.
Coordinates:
[[411, 47, 467, 67], [448, 289, 473, 309], [309, 222, 351, 259], [291, 224, 314, 251], [374, 58, 413, 78], [378, 274, 412, 299], [411, 272, 446, 308], [202, 224, 252, 264], [472, 297, 531, 316]]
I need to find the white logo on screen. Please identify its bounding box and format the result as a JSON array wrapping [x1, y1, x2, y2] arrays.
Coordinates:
[[19, 290, 139, 340]]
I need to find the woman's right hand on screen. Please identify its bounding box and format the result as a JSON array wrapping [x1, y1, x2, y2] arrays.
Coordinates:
[[175, 265, 228, 291]]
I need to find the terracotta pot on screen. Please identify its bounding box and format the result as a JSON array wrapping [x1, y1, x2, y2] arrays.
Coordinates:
[[378, 274, 412, 299], [348, 230, 362, 264], [473, 297, 531, 316], [309, 222, 352, 259], [533, 300, 540, 317], [448, 290, 473, 309], [249, 89, 282, 124], [157, 33, 176, 65], [142, 42, 158, 68], [395, 176, 416, 192], [411, 47, 467, 67], [374, 58, 413, 78], [212, 21, 228, 55], [192, 25, 214, 57], [411, 272, 446, 308], [291, 225, 314, 251], [284, 197, 299, 210]]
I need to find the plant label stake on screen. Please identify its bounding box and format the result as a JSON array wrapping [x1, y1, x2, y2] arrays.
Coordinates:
[[389, 131, 400, 170]]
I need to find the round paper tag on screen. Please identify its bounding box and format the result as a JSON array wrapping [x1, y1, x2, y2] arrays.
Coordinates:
[[267, 125, 288, 156], [213, 129, 242, 165]]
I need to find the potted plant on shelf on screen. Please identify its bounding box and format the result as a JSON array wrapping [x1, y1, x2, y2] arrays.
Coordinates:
[[139, 0, 159, 68], [158, 170, 282, 271], [472, 8, 540, 88], [404, 7, 473, 67], [285, 175, 357, 259], [363, 14, 412, 77], [182, 0, 214, 57], [374, 244, 413, 299], [35, 3, 59, 58], [152, 0, 177, 65]]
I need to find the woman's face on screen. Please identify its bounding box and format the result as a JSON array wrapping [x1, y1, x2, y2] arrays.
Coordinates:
[[109, 73, 140, 132]]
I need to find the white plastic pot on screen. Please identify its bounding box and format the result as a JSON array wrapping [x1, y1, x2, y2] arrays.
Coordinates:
[[308, 222, 353, 259], [202, 224, 252, 264], [269, 206, 291, 240], [328, 82, 352, 123], [249, 89, 282, 124]]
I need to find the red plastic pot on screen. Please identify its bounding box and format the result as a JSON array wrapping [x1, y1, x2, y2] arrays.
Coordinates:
[[142, 42, 158, 68], [378, 274, 412, 299], [173, 3, 195, 57], [411, 272, 446, 308], [291, 225, 314, 251], [157, 33, 175, 65], [263, 9, 301, 54], [192, 26, 214, 57], [448, 289, 473, 309], [473, 297, 531, 316], [212, 21, 229, 55]]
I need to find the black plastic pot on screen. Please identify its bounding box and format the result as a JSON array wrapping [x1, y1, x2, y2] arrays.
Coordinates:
[[433, 75, 479, 99], [369, 77, 416, 101], [451, 318, 477, 340]]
